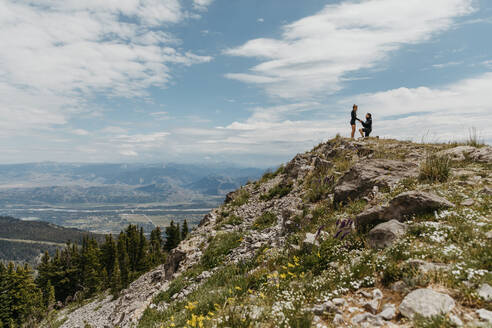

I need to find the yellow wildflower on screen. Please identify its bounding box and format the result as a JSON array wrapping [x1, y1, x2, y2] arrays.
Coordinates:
[[287, 262, 295, 268], [279, 273, 287, 279], [185, 302, 197, 311], [235, 286, 242, 291]]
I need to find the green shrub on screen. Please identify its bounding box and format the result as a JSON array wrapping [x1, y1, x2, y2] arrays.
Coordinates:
[[419, 154, 450, 183], [221, 214, 243, 227], [305, 168, 334, 203], [201, 232, 242, 269], [381, 262, 403, 286], [253, 212, 277, 230], [260, 165, 285, 183], [231, 189, 250, 207], [413, 314, 457, 328], [466, 127, 484, 148], [153, 275, 188, 304], [260, 182, 293, 201]]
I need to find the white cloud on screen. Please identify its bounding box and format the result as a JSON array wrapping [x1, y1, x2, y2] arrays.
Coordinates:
[[0, 0, 212, 135], [225, 0, 473, 99], [150, 111, 172, 120], [257, 18, 264, 23], [109, 132, 170, 157], [482, 60, 492, 68], [432, 61, 463, 69], [101, 126, 128, 134], [193, 0, 214, 11], [71, 129, 90, 136], [174, 72, 492, 161]]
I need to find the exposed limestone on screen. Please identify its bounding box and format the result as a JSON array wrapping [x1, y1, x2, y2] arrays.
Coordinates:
[[356, 191, 454, 228], [437, 146, 476, 161], [367, 220, 407, 249], [477, 309, 492, 323], [334, 159, 418, 205], [438, 145, 492, 163], [399, 289, 455, 319], [478, 283, 492, 301]]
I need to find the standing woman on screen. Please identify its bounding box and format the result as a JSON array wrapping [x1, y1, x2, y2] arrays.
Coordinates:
[[350, 104, 358, 139]]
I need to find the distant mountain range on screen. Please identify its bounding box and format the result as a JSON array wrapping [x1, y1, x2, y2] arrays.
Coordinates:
[[0, 162, 265, 205]]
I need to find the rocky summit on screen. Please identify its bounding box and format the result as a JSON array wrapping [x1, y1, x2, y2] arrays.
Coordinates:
[[50, 137, 492, 328]]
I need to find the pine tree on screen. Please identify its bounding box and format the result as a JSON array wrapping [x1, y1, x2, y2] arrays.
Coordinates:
[[136, 227, 149, 272], [110, 257, 122, 297], [181, 219, 189, 240], [117, 232, 130, 288], [164, 221, 181, 251], [43, 280, 55, 310], [149, 227, 164, 266]]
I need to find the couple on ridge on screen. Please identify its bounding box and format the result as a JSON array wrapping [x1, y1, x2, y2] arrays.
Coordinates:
[[350, 104, 372, 139]]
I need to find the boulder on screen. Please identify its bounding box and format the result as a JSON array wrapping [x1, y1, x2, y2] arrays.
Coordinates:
[[399, 289, 455, 319], [356, 191, 454, 228], [478, 283, 492, 301], [313, 156, 333, 171], [333, 159, 418, 205], [378, 304, 396, 320], [477, 309, 492, 323], [437, 146, 476, 161], [351, 312, 385, 326], [438, 146, 492, 163], [385, 191, 454, 220], [469, 146, 492, 163], [164, 248, 186, 280], [461, 199, 475, 206], [333, 314, 344, 325], [367, 220, 407, 249], [284, 153, 312, 179], [480, 186, 492, 196], [303, 233, 319, 248]]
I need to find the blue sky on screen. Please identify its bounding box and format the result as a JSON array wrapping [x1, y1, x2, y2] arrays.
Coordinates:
[[1, 0, 491, 166]]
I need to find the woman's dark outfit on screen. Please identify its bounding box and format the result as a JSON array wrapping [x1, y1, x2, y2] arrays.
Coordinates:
[[350, 110, 357, 125]]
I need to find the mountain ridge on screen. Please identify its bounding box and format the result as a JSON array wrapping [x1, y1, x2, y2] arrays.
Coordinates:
[[47, 138, 492, 327]]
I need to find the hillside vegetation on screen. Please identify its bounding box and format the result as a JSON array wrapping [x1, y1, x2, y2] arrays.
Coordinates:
[[0, 216, 105, 264], [48, 138, 492, 327], [0, 216, 104, 244]]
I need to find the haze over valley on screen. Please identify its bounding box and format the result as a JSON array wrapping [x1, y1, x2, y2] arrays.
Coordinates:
[[0, 162, 264, 234]]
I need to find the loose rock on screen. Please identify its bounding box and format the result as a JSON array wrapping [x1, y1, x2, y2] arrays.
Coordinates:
[[367, 220, 407, 249], [478, 283, 492, 302], [477, 309, 492, 323], [399, 289, 455, 319]]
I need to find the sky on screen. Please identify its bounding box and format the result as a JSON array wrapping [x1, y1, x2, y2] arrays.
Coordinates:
[[1, 0, 491, 167]]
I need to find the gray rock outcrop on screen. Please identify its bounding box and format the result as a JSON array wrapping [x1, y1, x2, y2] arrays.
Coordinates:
[[356, 191, 454, 228], [399, 289, 455, 319], [438, 145, 492, 163], [333, 159, 418, 205], [478, 283, 492, 301], [367, 220, 407, 249]]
